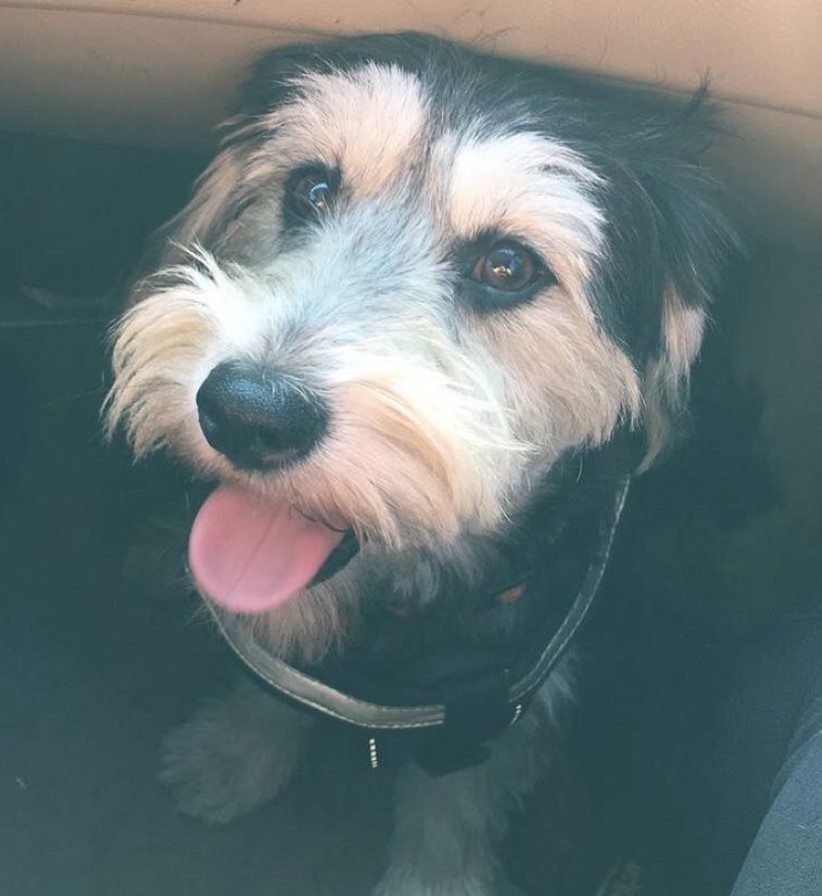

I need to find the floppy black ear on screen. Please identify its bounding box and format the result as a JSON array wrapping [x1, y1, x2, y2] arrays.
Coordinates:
[[228, 41, 341, 125], [640, 148, 737, 468], [588, 88, 738, 469]]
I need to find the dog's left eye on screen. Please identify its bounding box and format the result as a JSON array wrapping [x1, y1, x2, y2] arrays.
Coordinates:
[[467, 240, 554, 304], [285, 166, 338, 222]]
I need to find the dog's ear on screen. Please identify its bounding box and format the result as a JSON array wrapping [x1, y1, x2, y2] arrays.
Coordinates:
[[611, 90, 738, 470], [230, 41, 344, 122]]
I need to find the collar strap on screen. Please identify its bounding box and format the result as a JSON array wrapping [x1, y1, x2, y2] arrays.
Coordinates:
[[207, 477, 630, 737]]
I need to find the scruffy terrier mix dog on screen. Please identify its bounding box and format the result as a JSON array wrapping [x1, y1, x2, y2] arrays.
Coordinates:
[[106, 32, 732, 896]]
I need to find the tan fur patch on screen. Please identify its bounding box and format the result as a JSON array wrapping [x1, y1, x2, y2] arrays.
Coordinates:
[[262, 65, 427, 196], [640, 287, 707, 470], [469, 289, 641, 455]]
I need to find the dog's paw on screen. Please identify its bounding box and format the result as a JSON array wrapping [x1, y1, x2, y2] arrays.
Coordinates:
[[160, 681, 306, 824]]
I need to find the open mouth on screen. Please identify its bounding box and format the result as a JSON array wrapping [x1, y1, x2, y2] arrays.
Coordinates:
[[187, 484, 360, 615], [310, 528, 360, 585]]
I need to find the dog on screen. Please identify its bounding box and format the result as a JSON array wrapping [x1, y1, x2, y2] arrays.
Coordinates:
[[105, 32, 733, 895]]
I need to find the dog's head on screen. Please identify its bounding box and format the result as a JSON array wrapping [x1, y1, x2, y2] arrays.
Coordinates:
[[107, 33, 733, 659]]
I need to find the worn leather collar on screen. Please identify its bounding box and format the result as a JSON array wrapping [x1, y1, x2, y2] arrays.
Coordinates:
[[206, 476, 630, 756]]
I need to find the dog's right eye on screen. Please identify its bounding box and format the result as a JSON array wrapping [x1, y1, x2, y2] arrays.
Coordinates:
[[285, 166, 339, 223]]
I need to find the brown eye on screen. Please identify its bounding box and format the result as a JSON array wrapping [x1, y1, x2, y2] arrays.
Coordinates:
[[285, 166, 338, 223], [472, 240, 543, 293]]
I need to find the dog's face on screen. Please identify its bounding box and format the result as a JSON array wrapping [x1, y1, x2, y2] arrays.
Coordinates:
[[107, 34, 730, 659]]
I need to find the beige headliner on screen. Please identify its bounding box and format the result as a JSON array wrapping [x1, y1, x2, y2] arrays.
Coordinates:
[[1, 0, 820, 246]]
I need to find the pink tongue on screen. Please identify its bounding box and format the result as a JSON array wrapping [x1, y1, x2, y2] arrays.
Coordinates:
[[188, 485, 344, 614]]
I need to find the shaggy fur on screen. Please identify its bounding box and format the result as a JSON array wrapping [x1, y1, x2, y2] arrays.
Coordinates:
[[106, 32, 733, 895]]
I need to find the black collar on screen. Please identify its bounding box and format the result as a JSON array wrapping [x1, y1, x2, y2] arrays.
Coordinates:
[[207, 474, 631, 775]]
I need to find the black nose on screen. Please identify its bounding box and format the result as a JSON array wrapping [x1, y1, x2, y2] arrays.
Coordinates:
[[196, 362, 328, 470]]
